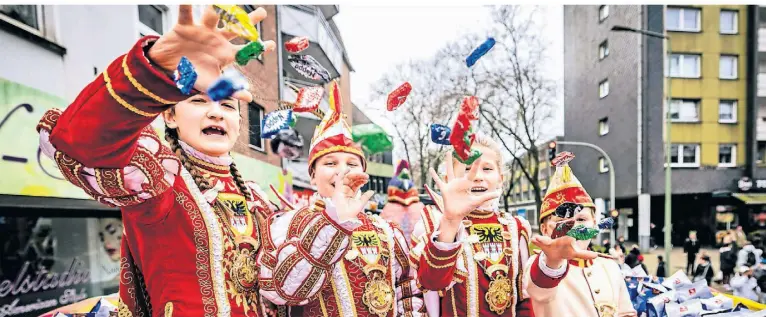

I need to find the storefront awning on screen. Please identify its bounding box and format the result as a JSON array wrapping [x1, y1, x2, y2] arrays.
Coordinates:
[[732, 193, 766, 205]]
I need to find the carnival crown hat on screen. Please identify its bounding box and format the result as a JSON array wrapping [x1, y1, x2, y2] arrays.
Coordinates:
[[387, 160, 420, 206], [308, 80, 366, 175], [539, 151, 594, 221]]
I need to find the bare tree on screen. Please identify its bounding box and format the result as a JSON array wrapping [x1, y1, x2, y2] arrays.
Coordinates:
[[438, 5, 557, 213], [370, 58, 454, 188]]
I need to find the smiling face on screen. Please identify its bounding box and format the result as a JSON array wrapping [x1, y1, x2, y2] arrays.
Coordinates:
[[311, 152, 365, 198], [452, 143, 503, 210], [163, 94, 241, 157]]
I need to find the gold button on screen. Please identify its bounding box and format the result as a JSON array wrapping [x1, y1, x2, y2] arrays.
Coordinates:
[[594, 289, 600, 294]]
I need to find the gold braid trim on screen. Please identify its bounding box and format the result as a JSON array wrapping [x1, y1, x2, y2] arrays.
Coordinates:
[[425, 243, 460, 262], [122, 55, 178, 104], [103, 70, 159, 117]]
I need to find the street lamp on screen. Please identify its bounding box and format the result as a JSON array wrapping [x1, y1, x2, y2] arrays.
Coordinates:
[[611, 25, 672, 273]]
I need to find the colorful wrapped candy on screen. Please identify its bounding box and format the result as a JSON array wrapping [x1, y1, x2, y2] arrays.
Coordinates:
[[352, 123, 394, 154], [235, 41, 265, 66], [214, 5, 260, 42], [430, 124, 451, 145], [387, 82, 412, 111], [449, 98, 482, 165], [461, 95, 480, 120], [270, 127, 304, 160], [207, 67, 249, 102], [565, 224, 600, 240], [598, 217, 614, 230], [288, 55, 330, 82], [285, 36, 310, 53], [261, 109, 294, 139], [551, 220, 574, 239], [466, 37, 496, 68], [174, 56, 197, 95], [292, 86, 324, 112]]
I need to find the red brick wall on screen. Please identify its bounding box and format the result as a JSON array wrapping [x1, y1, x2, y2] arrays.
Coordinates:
[[233, 5, 281, 168]]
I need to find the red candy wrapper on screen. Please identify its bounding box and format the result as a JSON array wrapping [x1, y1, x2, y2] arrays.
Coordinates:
[[461, 96, 480, 120], [387, 82, 412, 111], [449, 109, 477, 163], [293, 86, 324, 112], [285, 36, 310, 53]]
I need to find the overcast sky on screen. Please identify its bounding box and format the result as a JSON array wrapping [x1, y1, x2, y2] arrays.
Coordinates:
[[333, 4, 565, 141]]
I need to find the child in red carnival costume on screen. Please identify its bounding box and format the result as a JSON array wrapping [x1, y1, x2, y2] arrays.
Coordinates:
[[36, 5, 283, 316], [257, 81, 424, 317], [411, 134, 534, 317]]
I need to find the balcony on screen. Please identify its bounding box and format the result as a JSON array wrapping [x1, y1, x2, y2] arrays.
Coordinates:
[[280, 5, 345, 85]]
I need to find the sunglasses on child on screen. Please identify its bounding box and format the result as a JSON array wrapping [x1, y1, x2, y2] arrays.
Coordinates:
[[554, 202, 583, 219]]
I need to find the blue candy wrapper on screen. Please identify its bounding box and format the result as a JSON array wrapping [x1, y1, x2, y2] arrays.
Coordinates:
[[598, 217, 614, 230], [174, 56, 197, 95], [466, 37, 496, 67], [430, 124, 451, 145], [207, 67, 249, 102], [261, 109, 294, 139]]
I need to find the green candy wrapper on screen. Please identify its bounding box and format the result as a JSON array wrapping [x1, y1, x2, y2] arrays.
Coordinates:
[[236, 41, 265, 66], [352, 123, 394, 154], [566, 224, 600, 240]]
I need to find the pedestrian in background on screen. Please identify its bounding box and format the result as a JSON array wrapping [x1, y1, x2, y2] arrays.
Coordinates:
[[719, 235, 738, 289], [684, 231, 701, 275], [731, 266, 760, 302], [656, 255, 666, 278]]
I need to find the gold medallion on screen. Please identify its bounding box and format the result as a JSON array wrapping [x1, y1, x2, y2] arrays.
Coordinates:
[[485, 275, 512, 315], [361, 274, 394, 317], [231, 246, 258, 291], [596, 303, 617, 317]]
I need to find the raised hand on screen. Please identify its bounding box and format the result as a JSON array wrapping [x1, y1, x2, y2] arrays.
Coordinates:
[[147, 5, 277, 102], [429, 152, 500, 223], [331, 168, 375, 222], [531, 235, 599, 269]]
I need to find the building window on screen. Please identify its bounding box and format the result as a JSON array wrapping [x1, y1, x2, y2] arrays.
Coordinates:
[[599, 5, 609, 22], [670, 144, 700, 167], [720, 10, 738, 34], [758, 141, 766, 165], [599, 79, 609, 98], [138, 5, 166, 37], [669, 54, 701, 78], [669, 99, 700, 122], [599, 157, 609, 173], [0, 5, 41, 32], [599, 40, 609, 60], [248, 102, 264, 151], [599, 117, 609, 136], [718, 144, 736, 167], [719, 55, 738, 79], [666, 7, 701, 32], [719, 100, 737, 123]]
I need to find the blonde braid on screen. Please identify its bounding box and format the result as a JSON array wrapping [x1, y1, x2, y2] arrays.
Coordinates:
[[164, 125, 213, 192]]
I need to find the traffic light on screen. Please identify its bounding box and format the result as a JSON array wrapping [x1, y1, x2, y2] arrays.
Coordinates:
[[548, 141, 557, 161]]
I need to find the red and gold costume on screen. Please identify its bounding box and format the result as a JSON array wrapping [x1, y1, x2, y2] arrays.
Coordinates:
[[257, 81, 424, 317], [411, 187, 534, 317], [380, 160, 424, 246], [36, 36, 274, 317], [523, 155, 635, 317]]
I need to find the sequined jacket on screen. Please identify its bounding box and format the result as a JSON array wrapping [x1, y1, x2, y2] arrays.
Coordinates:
[[410, 191, 534, 317], [36, 36, 274, 317], [258, 197, 425, 317]]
